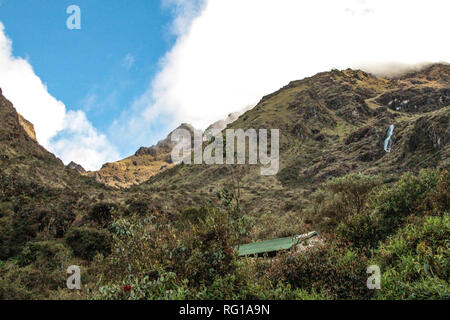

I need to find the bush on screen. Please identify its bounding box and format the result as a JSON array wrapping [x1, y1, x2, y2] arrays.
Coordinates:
[[375, 169, 440, 233], [179, 207, 210, 225], [96, 271, 190, 300], [337, 211, 384, 250], [374, 214, 450, 300], [267, 245, 373, 300], [326, 174, 381, 215], [95, 207, 240, 296], [308, 174, 380, 231], [18, 241, 71, 268], [89, 202, 117, 227], [420, 169, 449, 216], [65, 227, 111, 261], [178, 208, 237, 287], [127, 199, 151, 216], [0, 241, 72, 298]]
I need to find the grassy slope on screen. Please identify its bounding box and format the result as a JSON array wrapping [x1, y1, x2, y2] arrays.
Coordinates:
[[138, 64, 449, 240]]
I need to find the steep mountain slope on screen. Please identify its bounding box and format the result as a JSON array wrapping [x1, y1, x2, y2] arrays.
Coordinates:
[[137, 64, 449, 238], [92, 123, 201, 188], [94, 105, 256, 189], [0, 88, 129, 298], [0, 87, 121, 261]]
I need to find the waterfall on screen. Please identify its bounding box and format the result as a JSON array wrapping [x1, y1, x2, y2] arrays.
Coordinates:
[[384, 125, 395, 153]]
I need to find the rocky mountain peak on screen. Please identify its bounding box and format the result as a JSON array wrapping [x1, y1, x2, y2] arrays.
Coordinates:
[[67, 161, 86, 174]]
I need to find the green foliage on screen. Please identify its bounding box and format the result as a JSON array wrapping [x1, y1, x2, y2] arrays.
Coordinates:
[[267, 245, 373, 300], [337, 211, 384, 250], [0, 241, 72, 299], [65, 227, 111, 261], [337, 169, 449, 250], [126, 198, 151, 216], [326, 174, 381, 215], [179, 206, 210, 226], [375, 169, 441, 233], [97, 271, 190, 300], [309, 173, 380, 231], [18, 241, 71, 268], [181, 208, 237, 287], [374, 214, 450, 300]]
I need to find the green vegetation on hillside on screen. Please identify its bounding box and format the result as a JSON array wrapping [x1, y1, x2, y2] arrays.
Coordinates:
[[0, 65, 448, 300]]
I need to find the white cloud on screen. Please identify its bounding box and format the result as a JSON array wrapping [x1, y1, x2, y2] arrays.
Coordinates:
[[124, 0, 449, 135], [0, 22, 119, 171], [50, 111, 119, 171]]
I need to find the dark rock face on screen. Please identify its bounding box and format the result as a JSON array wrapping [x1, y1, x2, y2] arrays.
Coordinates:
[[345, 127, 372, 145], [67, 161, 86, 174], [0, 89, 62, 166], [407, 115, 449, 153], [376, 87, 450, 113]]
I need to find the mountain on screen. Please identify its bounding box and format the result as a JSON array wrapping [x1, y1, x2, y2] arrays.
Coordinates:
[[0, 86, 121, 264], [91, 123, 201, 188], [136, 63, 449, 235], [0, 63, 448, 299], [67, 161, 86, 174], [93, 103, 256, 188]]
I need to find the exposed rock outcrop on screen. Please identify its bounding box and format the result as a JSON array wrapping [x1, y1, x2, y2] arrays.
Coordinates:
[[67, 161, 86, 174]]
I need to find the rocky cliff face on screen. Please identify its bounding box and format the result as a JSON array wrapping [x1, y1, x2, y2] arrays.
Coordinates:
[[0, 87, 66, 186], [17, 113, 37, 142]]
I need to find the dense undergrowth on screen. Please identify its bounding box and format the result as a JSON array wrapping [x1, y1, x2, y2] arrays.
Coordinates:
[[0, 169, 448, 300], [93, 169, 449, 300]]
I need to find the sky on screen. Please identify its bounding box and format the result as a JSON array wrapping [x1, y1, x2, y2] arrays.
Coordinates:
[[0, 0, 448, 170]]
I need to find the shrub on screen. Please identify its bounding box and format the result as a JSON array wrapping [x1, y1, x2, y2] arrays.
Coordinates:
[[267, 245, 373, 300], [309, 173, 380, 231], [96, 271, 190, 300], [179, 207, 210, 225], [178, 208, 237, 287], [375, 169, 440, 233], [65, 227, 111, 261], [129, 201, 150, 216], [374, 214, 450, 300], [420, 169, 449, 216], [96, 207, 240, 295], [18, 241, 71, 268], [325, 174, 381, 215], [89, 202, 117, 227], [337, 211, 384, 250]]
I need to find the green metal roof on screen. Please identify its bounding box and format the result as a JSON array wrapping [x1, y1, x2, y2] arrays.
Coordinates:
[[237, 236, 299, 256]]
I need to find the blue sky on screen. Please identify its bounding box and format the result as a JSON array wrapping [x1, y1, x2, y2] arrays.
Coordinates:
[[0, 0, 176, 155]]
